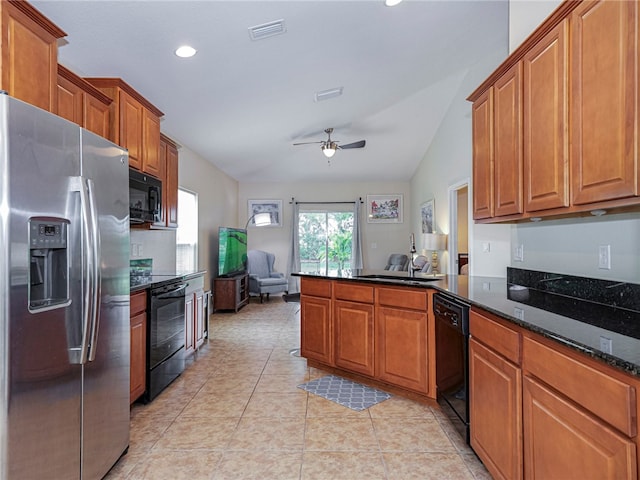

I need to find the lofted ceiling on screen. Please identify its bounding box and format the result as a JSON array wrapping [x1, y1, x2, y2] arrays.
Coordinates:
[[33, 0, 509, 183]]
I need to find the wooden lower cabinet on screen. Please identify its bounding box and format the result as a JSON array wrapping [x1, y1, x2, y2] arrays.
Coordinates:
[[300, 279, 431, 397], [523, 376, 636, 480], [376, 305, 428, 393], [184, 291, 195, 354], [470, 306, 640, 480], [469, 338, 523, 480], [185, 275, 205, 355], [130, 290, 147, 404], [334, 300, 374, 377], [301, 294, 333, 365]]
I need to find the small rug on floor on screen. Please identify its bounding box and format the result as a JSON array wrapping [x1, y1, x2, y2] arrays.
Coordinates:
[[297, 375, 392, 411]]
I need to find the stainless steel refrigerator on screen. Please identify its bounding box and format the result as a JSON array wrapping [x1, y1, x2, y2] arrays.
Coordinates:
[[0, 94, 130, 479]]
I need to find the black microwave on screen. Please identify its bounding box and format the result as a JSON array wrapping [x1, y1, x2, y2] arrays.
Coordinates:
[[129, 168, 162, 224]]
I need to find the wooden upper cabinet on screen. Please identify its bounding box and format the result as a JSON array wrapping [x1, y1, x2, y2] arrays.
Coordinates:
[[160, 134, 179, 228], [472, 88, 494, 220], [120, 90, 144, 170], [571, 0, 638, 205], [143, 108, 161, 177], [469, 0, 640, 221], [0, 2, 66, 112], [84, 91, 111, 138], [494, 62, 523, 217], [86, 78, 164, 176], [56, 65, 111, 137], [56, 69, 83, 124], [523, 19, 569, 213]]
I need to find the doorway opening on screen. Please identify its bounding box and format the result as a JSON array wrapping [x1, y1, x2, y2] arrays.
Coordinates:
[[448, 179, 471, 275]]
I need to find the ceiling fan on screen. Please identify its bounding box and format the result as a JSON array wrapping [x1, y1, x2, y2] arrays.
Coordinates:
[[293, 128, 366, 159]]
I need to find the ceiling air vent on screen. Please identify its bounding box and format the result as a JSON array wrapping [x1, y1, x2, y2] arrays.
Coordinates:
[[248, 20, 286, 41]]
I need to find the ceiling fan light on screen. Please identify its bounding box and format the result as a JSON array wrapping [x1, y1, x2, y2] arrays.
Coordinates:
[[322, 144, 336, 158]]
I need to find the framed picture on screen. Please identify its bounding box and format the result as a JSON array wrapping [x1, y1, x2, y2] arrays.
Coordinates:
[[366, 194, 403, 223], [247, 199, 283, 227], [421, 199, 435, 233]]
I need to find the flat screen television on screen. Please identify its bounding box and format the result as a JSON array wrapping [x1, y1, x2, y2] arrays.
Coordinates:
[[217, 227, 248, 277]]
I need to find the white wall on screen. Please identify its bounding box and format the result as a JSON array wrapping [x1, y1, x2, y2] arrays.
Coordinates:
[[238, 181, 411, 274], [178, 145, 239, 290], [130, 229, 176, 272], [509, 0, 563, 53], [410, 47, 511, 277], [130, 143, 238, 290], [511, 213, 640, 281]]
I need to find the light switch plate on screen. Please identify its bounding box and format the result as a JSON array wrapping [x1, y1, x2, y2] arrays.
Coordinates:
[[599, 336, 612, 354], [598, 245, 611, 269], [482, 242, 490, 253], [514, 244, 524, 262]]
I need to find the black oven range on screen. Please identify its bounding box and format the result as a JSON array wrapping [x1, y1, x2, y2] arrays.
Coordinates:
[[145, 278, 186, 401]]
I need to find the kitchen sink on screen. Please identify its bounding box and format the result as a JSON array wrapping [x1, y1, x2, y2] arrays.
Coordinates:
[[356, 274, 442, 283]]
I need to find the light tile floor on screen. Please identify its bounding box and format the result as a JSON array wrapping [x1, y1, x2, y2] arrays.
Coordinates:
[[106, 298, 491, 480]]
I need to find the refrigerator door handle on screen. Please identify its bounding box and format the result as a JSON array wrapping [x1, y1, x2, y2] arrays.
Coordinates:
[[69, 175, 95, 365], [86, 178, 101, 362], [69, 176, 95, 365]]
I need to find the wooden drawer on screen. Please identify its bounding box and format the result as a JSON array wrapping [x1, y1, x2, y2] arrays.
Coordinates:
[[334, 282, 374, 303], [470, 308, 521, 365], [376, 287, 427, 310], [523, 336, 637, 437], [301, 277, 332, 298], [130, 290, 147, 316]]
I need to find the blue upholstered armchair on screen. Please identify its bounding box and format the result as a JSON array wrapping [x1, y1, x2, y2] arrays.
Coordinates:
[[247, 250, 288, 302], [384, 253, 409, 271]]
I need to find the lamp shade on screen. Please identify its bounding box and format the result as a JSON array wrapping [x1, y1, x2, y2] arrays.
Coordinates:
[[246, 212, 272, 228], [423, 233, 447, 251]]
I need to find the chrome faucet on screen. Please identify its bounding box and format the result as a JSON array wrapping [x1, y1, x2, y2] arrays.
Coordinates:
[[408, 233, 417, 277]]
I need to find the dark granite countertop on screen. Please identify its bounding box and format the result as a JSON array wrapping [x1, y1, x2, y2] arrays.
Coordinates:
[[130, 270, 206, 293], [293, 269, 640, 377]]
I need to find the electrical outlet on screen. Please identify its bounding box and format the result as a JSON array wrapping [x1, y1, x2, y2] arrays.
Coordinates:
[[599, 336, 612, 354], [482, 282, 491, 291], [371, 242, 377, 249], [514, 244, 524, 262], [514, 307, 525, 320], [598, 245, 611, 269], [138, 244, 144, 257]]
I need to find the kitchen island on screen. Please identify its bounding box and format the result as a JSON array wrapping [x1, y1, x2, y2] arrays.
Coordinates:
[[294, 269, 640, 480]]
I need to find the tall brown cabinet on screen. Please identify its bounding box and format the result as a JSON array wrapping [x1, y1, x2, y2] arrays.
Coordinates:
[[469, 0, 640, 223]]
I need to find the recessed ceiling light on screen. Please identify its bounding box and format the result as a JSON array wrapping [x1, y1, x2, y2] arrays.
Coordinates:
[[385, 0, 403, 6], [175, 45, 197, 58]]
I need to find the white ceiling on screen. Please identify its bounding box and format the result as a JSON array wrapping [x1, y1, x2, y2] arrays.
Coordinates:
[[33, 0, 508, 183]]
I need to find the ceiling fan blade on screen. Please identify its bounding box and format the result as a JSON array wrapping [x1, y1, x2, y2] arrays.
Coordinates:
[[293, 140, 324, 146], [338, 140, 366, 149]]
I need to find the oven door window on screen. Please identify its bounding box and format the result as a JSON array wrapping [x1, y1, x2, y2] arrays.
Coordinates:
[[150, 288, 185, 368]]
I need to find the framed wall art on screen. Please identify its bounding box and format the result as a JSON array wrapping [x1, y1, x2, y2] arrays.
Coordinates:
[[366, 194, 403, 223], [421, 199, 435, 233], [247, 199, 283, 227]]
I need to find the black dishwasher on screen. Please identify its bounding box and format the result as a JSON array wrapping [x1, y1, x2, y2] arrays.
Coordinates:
[[434, 292, 470, 444]]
